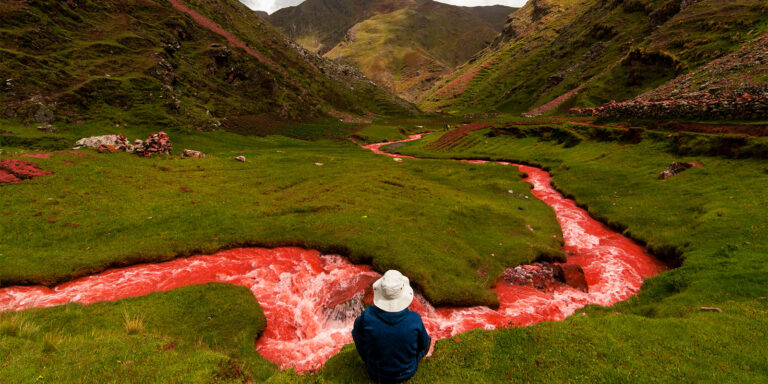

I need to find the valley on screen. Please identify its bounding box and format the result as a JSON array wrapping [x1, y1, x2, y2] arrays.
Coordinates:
[[1, 0, 767, 382]]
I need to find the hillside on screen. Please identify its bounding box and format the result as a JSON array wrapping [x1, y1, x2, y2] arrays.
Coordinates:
[[324, 1, 513, 102], [572, 32, 768, 120], [420, 0, 768, 116], [267, 0, 419, 54], [0, 0, 416, 133]]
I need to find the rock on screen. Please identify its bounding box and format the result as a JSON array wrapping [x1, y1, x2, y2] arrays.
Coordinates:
[[134, 132, 172, 157], [36, 124, 57, 133], [182, 149, 205, 158], [234, 156, 246, 162], [700, 307, 722, 312], [659, 161, 693, 180], [97, 144, 119, 153], [553, 263, 589, 292], [29, 103, 55, 124], [503, 262, 559, 291], [73, 134, 131, 151]]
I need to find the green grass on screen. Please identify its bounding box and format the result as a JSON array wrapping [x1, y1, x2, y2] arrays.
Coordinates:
[[278, 124, 768, 383], [0, 121, 562, 308], [4, 119, 768, 382], [0, 283, 274, 383], [0, 0, 415, 137], [420, 0, 767, 114]]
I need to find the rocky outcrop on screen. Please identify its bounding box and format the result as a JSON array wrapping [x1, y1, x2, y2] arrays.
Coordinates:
[[553, 263, 588, 293], [73, 134, 133, 151], [572, 34, 768, 120], [73, 132, 172, 157], [571, 95, 768, 120], [28, 103, 55, 124], [134, 132, 172, 157], [504, 262, 588, 292]]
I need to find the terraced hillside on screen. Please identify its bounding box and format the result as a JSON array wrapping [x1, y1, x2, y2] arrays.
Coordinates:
[[420, 0, 768, 116], [0, 0, 416, 133]]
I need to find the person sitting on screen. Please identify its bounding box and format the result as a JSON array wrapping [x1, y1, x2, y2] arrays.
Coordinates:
[[352, 270, 431, 383]]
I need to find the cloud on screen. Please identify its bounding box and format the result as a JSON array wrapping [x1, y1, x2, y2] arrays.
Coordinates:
[[239, 0, 528, 15], [239, 0, 304, 14], [435, 0, 528, 7]]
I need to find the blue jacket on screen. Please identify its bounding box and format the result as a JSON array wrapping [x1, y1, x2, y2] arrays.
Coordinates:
[[352, 306, 431, 382]]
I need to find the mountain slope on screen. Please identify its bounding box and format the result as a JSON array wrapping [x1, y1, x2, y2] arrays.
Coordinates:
[[324, 0, 511, 102], [267, 0, 419, 54], [420, 0, 768, 115], [573, 32, 768, 120], [0, 0, 415, 132]]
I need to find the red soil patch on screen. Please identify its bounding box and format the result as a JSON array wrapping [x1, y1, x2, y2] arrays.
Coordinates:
[[0, 159, 52, 185], [524, 84, 585, 117], [0, 170, 22, 185], [438, 60, 496, 97], [426, 122, 492, 150]]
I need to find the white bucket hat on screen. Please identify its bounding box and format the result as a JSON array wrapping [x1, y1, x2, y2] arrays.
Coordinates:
[[373, 270, 414, 312]]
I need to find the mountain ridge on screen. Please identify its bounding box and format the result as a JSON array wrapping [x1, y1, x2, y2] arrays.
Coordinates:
[[268, 0, 516, 102], [0, 0, 416, 133]]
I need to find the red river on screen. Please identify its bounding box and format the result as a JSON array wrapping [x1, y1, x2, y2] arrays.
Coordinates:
[[0, 134, 665, 372]]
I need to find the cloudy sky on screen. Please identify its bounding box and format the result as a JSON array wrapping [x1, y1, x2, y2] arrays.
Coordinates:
[[240, 0, 528, 15]]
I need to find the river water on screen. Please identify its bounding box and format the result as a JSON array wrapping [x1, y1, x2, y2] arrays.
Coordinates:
[[0, 134, 665, 372]]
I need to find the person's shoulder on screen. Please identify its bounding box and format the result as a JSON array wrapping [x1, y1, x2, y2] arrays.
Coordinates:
[[405, 310, 425, 322]]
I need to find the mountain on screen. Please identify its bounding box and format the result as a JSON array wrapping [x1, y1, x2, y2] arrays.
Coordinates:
[[267, 0, 419, 54], [419, 0, 768, 116], [0, 0, 416, 132], [268, 0, 515, 102], [462, 4, 516, 31]]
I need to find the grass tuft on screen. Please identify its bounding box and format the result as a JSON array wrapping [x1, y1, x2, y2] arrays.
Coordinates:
[[122, 309, 145, 335], [0, 315, 40, 338], [42, 329, 65, 353]]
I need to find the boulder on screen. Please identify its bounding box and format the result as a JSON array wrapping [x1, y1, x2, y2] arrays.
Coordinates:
[[234, 156, 246, 162], [503, 262, 559, 291], [73, 134, 132, 152], [97, 144, 119, 153], [182, 149, 205, 158], [659, 161, 692, 180], [29, 103, 55, 124], [134, 132, 172, 157], [36, 124, 57, 133], [553, 263, 589, 292]]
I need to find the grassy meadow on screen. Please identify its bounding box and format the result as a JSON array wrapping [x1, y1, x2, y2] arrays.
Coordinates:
[[2, 119, 768, 382], [0, 120, 562, 308]]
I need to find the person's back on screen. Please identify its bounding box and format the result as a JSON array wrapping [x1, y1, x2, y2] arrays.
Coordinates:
[[352, 270, 430, 383]]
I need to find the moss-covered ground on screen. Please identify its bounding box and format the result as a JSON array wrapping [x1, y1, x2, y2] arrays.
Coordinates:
[[2, 119, 768, 382]]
